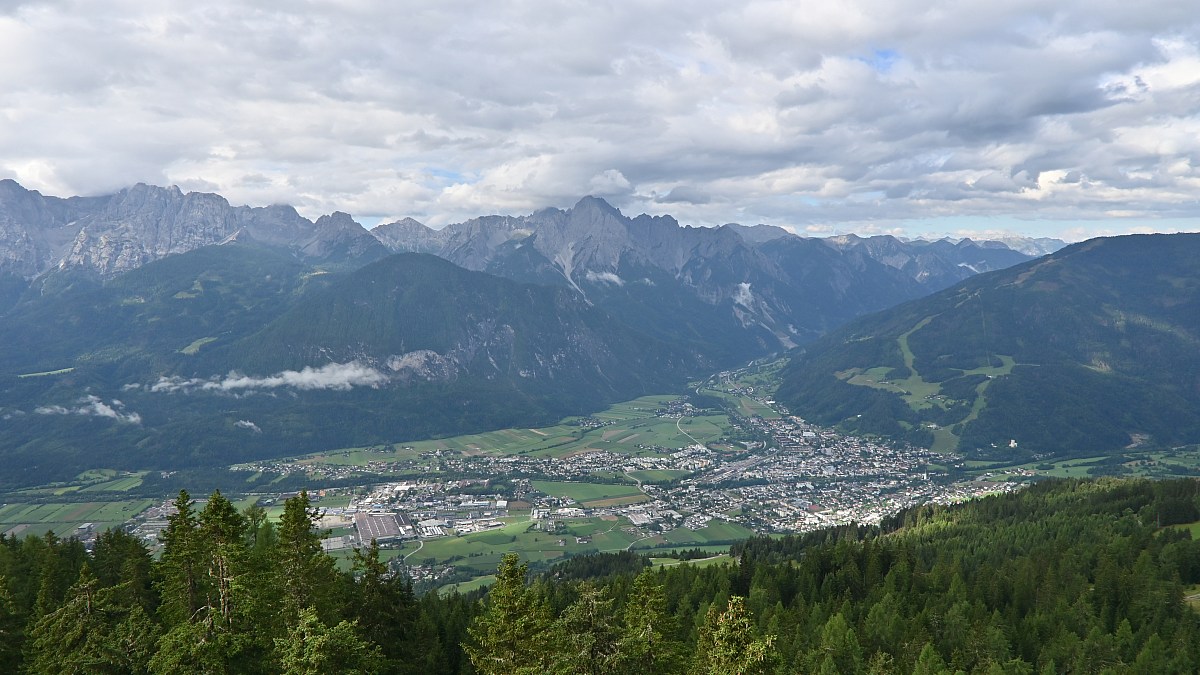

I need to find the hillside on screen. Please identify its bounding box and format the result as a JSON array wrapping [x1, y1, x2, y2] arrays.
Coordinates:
[[0, 250, 693, 486], [777, 233, 1200, 459]]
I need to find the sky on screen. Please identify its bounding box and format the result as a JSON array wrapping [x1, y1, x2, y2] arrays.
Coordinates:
[[1, 1, 1198, 241]]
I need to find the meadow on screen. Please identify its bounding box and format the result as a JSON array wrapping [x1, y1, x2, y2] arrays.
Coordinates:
[[0, 499, 155, 538]]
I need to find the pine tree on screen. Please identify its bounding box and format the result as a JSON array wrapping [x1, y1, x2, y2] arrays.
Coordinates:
[[692, 595, 776, 675], [618, 569, 684, 675], [0, 576, 22, 672], [25, 565, 160, 674], [197, 490, 248, 625], [155, 490, 203, 625], [548, 583, 622, 675], [276, 490, 338, 620], [275, 606, 384, 675], [465, 553, 553, 675]]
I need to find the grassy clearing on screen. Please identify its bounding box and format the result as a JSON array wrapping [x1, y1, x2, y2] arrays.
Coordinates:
[[17, 367, 75, 378], [1169, 521, 1200, 538], [627, 469, 691, 483], [80, 473, 146, 492], [441, 575, 496, 595], [404, 516, 639, 577], [531, 480, 642, 503], [651, 554, 733, 569], [180, 336, 218, 355], [582, 495, 649, 508]]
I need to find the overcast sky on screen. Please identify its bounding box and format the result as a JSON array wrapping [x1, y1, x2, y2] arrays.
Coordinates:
[[2, 1, 1198, 240]]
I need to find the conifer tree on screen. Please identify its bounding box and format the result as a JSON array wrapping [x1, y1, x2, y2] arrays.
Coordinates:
[[25, 565, 159, 675], [618, 569, 684, 674], [276, 606, 384, 675], [276, 490, 338, 620], [0, 576, 22, 672], [155, 490, 202, 624], [465, 553, 553, 675], [548, 582, 622, 675], [692, 595, 776, 675]]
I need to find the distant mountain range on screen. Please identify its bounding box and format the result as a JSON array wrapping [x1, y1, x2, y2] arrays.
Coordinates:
[[777, 233, 1200, 460], [0, 180, 1064, 485]]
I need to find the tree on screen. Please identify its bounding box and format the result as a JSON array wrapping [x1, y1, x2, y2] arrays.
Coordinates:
[[25, 565, 159, 674], [351, 538, 422, 673], [276, 491, 338, 619], [618, 569, 684, 675], [197, 490, 248, 625], [548, 583, 622, 675], [692, 595, 776, 675], [0, 576, 22, 672], [275, 606, 384, 675], [465, 553, 553, 675], [155, 490, 202, 625]]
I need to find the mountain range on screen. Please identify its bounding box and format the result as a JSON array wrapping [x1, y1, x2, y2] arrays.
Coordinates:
[[0, 180, 1065, 485], [777, 233, 1200, 460]]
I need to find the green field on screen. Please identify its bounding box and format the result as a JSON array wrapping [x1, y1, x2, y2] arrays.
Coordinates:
[[651, 554, 733, 569], [627, 469, 691, 483], [80, 473, 146, 492], [294, 394, 735, 470], [972, 448, 1200, 481], [531, 480, 642, 504], [396, 516, 641, 577], [180, 336, 218, 355], [0, 499, 154, 538], [631, 521, 755, 550]]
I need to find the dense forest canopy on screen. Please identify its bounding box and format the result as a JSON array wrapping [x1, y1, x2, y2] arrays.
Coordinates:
[[1, 478, 1199, 673]]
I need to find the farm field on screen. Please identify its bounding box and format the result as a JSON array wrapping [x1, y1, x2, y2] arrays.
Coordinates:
[[627, 469, 691, 483], [630, 521, 756, 551], [293, 394, 734, 469], [395, 515, 641, 578], [531, 480, 642, 504], [0, 499, 154, 538], [972, 447, 1200, 481]]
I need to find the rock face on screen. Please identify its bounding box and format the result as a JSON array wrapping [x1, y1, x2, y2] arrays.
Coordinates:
[[368, 197, 1053, 357], [0, 180, 386, 278]]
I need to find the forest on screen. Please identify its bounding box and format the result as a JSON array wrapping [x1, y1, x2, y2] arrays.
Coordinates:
[[2, 477, 1199, 673]]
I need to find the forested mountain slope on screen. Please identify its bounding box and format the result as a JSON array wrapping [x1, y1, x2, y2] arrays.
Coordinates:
[[777, 233, 1200, 459]]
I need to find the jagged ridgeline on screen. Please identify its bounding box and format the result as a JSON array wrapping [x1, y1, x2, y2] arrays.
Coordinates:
[[778, 233, 1200, 459], [0, 179, 1059, 486], [2, 479, 1198, 672]]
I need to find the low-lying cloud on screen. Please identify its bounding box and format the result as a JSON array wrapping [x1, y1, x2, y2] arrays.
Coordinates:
[[584, 271, 625, 286], [144, 362, 388, 394], [235, 419, 262, 433], [35, 396, 142, 424]]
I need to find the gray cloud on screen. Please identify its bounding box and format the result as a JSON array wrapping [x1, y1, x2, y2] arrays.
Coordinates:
[[1, 2, 1198, 238], [144, 362, 388, 394], [35, 395, 142, 424]]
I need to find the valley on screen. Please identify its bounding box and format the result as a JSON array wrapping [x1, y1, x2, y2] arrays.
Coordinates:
[[10, 357, 1162, 591]]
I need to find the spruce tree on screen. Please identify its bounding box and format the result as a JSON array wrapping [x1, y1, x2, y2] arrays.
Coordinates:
[[465, 553, 552, 674]]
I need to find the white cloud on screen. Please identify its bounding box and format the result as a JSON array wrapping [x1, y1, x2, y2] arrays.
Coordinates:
[[0, 1, 1198, 238], [147, 362, 388, 394], [235, 419, 262, 433], [584, 271, 625, 286], [35, 395, 142, 424]]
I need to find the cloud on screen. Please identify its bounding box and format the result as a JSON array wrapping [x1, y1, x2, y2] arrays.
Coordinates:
[[146, 362, 388, 394], [584, 271, 625, 286], [0, 2, 1198, 238], [235, 419, 262, 433], [35, 396, 142, 424]]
